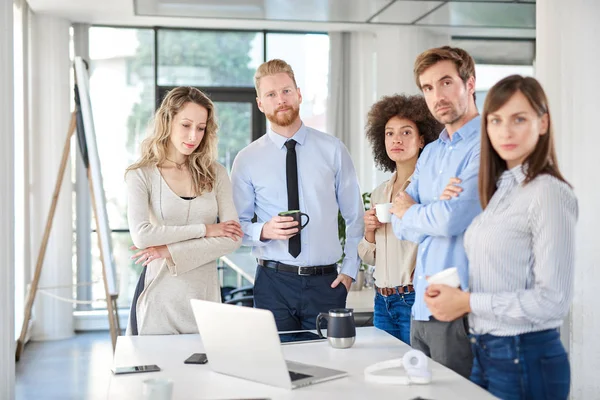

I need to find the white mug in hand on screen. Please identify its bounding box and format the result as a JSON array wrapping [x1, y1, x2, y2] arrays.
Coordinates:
[[375, 203, 393, 223], [427, 267, 460, 288]]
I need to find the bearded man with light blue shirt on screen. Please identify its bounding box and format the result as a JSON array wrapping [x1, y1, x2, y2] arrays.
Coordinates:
[[389, 47, 482, 378], [231, 59, 364, 331]]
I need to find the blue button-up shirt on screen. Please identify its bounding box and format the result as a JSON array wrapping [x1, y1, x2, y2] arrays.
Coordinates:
[[392, 116, 482, 321], [230, 124, 365, 278]]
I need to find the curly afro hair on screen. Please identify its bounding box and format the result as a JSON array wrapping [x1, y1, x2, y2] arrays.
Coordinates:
[[366, 94, 442, 172]]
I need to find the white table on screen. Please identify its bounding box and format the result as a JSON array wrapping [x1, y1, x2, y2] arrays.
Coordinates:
[[108, 327, 495, 399]]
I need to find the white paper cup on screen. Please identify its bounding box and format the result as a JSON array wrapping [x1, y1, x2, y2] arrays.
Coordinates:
[[375, 203, 393, 223], [142, 378, 173, 400], [427, 267, 460, 288]]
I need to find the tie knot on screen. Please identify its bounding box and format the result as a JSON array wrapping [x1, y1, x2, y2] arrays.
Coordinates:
[[285, 139, 297, 151]]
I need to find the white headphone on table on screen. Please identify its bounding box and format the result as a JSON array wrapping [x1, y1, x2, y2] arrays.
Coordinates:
[[364, 350, 432, 385]]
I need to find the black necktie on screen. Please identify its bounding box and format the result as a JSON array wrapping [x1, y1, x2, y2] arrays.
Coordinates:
[[285, 140, 301, 258]]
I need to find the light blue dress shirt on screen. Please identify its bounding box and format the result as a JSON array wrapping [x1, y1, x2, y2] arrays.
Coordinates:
[[392, 116, 482, 321], [230, 124, 365, 279]]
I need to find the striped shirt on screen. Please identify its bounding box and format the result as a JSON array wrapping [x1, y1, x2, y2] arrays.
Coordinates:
[[465, 165, 578, 336]]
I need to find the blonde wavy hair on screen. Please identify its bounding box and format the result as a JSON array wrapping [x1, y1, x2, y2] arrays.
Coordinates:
[[126, 87, 218, 194]]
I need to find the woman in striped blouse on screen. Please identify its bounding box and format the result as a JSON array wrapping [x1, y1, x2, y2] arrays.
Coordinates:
[[424, 75, 577, 400]]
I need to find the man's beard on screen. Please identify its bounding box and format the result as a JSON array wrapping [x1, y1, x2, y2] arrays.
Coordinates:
[[435, 102, 463, 126], [266, 106, 300, 127]]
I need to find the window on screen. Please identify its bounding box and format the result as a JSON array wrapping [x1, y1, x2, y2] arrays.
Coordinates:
[[475, 64, 535, 111], [88, 27, 155, 308], [266, 33, 330, 133], [157, 29, 263, 87]]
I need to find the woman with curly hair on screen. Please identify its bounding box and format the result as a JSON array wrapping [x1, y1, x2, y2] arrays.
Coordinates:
[[358, 94, 441, 343], [125, 87, 242, 335]]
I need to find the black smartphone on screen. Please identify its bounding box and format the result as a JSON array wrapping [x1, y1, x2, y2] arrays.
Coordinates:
[[111, 364, 161, 375], [184, 353, 208, 364]]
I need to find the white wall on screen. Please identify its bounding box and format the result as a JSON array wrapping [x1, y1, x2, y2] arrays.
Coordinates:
[[536, 1, 600, 398], [1, 0, 15, 397], [28, 13, 74, 341], [345, 26, 448, 192]]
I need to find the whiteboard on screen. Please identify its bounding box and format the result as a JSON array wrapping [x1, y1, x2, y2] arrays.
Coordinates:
[[74, 57, 118, 297]]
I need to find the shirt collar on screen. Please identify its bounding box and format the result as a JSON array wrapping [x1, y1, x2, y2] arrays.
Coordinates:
[[510, 164, 527, 185], [497, 164, 527, 187], [383, 171, 412, 198], [438, 115, 481, 143], [267, 123, 307, 149]]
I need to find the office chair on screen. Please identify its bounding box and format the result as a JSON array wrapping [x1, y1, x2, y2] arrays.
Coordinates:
[[223, 285, 254, 307]]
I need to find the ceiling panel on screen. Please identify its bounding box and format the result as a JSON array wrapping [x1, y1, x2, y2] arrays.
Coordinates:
[[451, 38, 535, 65], [136, 0, 396, 23], [372, 1, 444, 24], [425, 0, 535, 2], [416, 2, 535, 28]]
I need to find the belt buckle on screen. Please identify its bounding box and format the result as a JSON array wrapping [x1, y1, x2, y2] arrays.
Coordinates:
[[297, 266, 312, 276]]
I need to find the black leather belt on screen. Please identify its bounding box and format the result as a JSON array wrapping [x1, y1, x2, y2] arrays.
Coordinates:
[[258, 259, 337, 276]]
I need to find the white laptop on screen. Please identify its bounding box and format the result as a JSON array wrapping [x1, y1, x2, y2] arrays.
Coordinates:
[[190, 299, 347, 390]]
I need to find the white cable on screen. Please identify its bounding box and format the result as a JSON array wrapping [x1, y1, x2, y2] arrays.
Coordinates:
[[38, 289, 105, 305], [37, 281, 98, 290]]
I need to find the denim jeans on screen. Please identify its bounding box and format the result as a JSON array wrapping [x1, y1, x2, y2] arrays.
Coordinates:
[[470, 328, 570, 400], [373, 291, 414, 344]]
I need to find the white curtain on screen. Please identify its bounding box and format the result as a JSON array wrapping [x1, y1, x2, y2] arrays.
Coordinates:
[[1, 0, 15, 398], [327, 32, 352, 145], [29, 13, 74, 341], [327, 31, 378, 191]]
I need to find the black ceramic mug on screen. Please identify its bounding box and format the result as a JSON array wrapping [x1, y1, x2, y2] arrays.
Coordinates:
[[278, 210, 310, 232], [316, 308, 356, 349]]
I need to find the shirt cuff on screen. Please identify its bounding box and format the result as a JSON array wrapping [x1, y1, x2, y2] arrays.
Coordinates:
[[360, 237, 376, 251], [470, 293, 495, 320], [400, 204, 419, 228], [250, 222, 271, 246], [339, 259, 358, 281], [164, 247, 177, 275], [197, 224, 207, 238]]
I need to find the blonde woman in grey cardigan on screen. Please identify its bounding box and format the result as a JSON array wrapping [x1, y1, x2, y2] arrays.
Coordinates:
[[125, 87, 242, 335]]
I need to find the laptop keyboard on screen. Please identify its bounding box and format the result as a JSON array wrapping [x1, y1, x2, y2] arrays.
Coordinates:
[[289, 370, 313, 381]]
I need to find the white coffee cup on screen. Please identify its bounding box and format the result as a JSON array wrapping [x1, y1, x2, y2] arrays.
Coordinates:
[[427, 267, 460, 288], [142, 378, 173, 400], [375, 203, 393, 223]]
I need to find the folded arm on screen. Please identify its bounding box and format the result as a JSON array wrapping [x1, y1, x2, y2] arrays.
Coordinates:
[[397, 153, 481, 238], [165, 164, 242, 275], [126, 168, 206, 249]]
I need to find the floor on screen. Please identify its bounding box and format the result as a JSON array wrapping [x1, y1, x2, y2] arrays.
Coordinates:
[[15, 331, 115, 400]]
